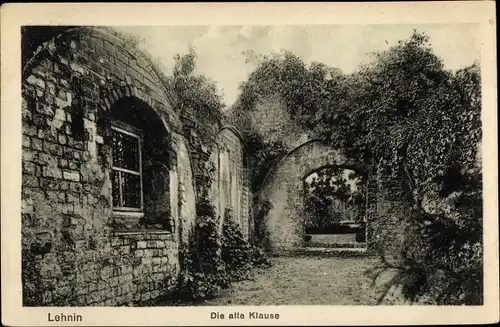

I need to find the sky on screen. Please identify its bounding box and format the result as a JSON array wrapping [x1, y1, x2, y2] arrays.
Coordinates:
[[116, 24, 480, 107], [305, 169, 359, 193]]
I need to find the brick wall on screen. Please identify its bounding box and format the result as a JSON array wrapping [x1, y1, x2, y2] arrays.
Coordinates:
[[21, 26, 252, 306], [21, 26, 193, 306]]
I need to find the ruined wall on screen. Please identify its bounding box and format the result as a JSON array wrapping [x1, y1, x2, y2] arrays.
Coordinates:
[[21, 27, 195, 306], [257, 139, 408, 255], [173, 135, 197, 247], [366, 177, 411, 258], [213, 127, 251, 238], [249, 94, 309, 149]]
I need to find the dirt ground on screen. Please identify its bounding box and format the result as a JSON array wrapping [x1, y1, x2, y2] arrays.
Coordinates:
[[199, 256, 405, 306]]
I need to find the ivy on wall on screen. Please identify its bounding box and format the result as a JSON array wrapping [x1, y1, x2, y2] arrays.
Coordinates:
[[174, 158, 270, 303], [229, 31, 482, 305]]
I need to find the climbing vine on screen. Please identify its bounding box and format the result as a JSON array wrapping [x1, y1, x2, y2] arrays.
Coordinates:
[[166, 49, 270, 303], [176, 172, 270, 302], [232, 31, 482, 305], [173, 151, 270, 302]]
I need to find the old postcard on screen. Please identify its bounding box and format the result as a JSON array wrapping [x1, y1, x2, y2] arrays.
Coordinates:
[[1, 2, 498, 326]]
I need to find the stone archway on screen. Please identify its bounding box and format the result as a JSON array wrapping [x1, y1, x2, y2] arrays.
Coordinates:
[[301, 165, 368, 248], [257, 139, 368, 252]]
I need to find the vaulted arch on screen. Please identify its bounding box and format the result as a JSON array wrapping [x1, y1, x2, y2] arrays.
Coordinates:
[[256, 139, 369, 251]]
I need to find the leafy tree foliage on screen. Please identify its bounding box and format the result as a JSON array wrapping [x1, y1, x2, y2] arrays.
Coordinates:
[[233, 31, 482, 304], [228, 50, 344, 191], [309, 32, 482, 304], [304, 167, 366, 228], [160, 49, 272, 304], [167, 48, 225, 145]]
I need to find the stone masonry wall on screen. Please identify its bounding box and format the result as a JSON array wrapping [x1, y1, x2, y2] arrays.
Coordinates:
[[215, 127, 251, 238], [258, 140, 361, 251], [21, 26, 251, 306], [21, 26, 192, 306]]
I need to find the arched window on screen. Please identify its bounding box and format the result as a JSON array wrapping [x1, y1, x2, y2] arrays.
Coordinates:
[[106, 97, 174, 232], [111, 121, 143, 214]]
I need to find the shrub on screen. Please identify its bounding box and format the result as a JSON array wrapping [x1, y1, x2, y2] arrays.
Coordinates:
[[221, 209, 272, 280], [221, 210, 253, 280], [176, 197, 226, 302], [22, 246, 43, 306], [252, 199, 273, 251], [176, 204, 271, 303]]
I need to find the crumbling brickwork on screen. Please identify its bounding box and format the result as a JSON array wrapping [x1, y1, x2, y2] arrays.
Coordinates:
[[21, 26, 251, 307], [22, 27, 250, 306], [21, 25, 410, 307]]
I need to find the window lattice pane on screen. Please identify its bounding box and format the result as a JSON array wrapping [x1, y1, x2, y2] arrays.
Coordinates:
[[112, 170, 121, 207], [122, 173, 141, 208], [112, 130, 140, 172]]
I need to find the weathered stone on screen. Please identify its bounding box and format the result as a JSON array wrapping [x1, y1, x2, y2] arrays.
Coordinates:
[[57, 134, 67, 145], [23, 135, 31, 148], [20, 26, 251, 308], [66, 192, 80, 204], [23, 175, 39, 188], [23, 162, 38, 175], [42, 166, 63, 179], [24, 124, 38, 137], [26, 75, 45, 89], [63, 170, 80, 182], [43, 141, 63, 156], [46, 190, 66, 203], [31, 138, 43, 151], [36, 104, 54, 116]]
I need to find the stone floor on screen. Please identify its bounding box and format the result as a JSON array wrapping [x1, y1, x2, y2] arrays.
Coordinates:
[[198, 256, 406, 306]]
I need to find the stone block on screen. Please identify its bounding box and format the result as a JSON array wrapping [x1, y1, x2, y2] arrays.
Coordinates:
[[22, 175, 38, 188], [58, 158, 69, 168], [141, 292, 151, 302], [66, 192, 80, 204], [24, 188, 45, 202], [22, 136, 31, 149], [37, 104, 54, 116], [150, 290, 160, 299], [23, 162, 38, 175], [58, 134, 67, 145], [26, 75, 45, 89], [43, 142, 63, 156], [63, 170, 80, 182], [42, 166, 63, 179], [23, 124, 38, 137], [46, 189, 66, 203], [69, 182, 82, 193], [31, 138, 43, 151]]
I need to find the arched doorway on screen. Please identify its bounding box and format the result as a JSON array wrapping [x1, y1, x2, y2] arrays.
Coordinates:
[[256, 139, 367, 252], [302, 166, 367, 250]]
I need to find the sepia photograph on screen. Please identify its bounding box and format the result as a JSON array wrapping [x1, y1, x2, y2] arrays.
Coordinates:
[[2, 2, 498, 326], [19, 22, 485, 307]]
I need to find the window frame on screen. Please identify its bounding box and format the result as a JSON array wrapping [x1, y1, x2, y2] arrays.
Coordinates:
[[111, 120, 144, 216]]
